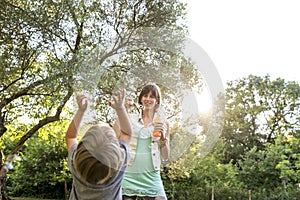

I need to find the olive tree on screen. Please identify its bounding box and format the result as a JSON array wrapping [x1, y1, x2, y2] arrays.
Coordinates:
[[0, 0, 194, 198]]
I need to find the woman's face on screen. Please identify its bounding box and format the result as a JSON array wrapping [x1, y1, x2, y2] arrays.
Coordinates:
[[141, 91, 157, 110]]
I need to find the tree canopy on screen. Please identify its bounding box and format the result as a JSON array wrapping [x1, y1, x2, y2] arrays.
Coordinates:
[[1, 0, 206, 197]]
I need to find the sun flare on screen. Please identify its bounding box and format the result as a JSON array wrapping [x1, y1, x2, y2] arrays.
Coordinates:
[[196, 87, 212, 113]]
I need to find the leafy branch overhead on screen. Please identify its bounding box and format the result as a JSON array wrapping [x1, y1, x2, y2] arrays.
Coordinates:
[[0, 1, 196, 196]]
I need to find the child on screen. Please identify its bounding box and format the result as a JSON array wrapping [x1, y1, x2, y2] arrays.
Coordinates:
[[65, 89, 132, 200]]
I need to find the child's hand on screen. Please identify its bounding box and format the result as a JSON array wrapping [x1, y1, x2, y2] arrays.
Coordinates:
[[76, 94, 88, 112], [108, 89, 126, 110]]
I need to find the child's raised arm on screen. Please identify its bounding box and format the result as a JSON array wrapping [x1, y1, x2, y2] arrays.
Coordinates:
[[65, 94, 88, 152], [109, 89, 132, 145]]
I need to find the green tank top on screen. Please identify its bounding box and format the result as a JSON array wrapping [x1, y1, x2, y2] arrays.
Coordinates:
[[122, 129, 166, 197]]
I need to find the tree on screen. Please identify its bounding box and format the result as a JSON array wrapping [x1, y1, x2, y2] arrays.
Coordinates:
[[1, 0, 193, 198], [218, 75, 300, 198], [163, 75, 299, 199], [221, 75, 300, 164], [237, 134, 300, 199]]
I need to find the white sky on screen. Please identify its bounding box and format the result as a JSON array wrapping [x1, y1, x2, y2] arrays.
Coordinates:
[[185, 0, 300, 86]]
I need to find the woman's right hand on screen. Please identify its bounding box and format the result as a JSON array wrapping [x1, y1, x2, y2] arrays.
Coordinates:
[[154, 122, 165, 134]]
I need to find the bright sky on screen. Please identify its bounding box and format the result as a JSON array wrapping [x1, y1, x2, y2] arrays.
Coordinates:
[[185, 0, 300, 86]]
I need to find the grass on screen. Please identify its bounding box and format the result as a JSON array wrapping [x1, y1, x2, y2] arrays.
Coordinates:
[[13, 198, 57, 200], [13, 198, 40, 200]]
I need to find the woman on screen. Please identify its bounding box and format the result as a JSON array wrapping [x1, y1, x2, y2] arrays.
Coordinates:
[[114, 83, 170, 200]]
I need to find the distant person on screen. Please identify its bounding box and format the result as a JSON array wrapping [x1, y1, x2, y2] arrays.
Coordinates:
[[65, 89, 132, 200]]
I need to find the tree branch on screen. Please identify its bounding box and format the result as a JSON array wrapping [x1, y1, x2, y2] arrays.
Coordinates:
[[0, 73, 65, 111], [11, 85, 73, 156]]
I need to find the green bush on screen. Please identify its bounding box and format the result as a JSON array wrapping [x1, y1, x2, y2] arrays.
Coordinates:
[[6, 122, 72, 199]]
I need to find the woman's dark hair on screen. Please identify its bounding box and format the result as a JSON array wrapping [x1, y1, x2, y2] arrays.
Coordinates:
[[138, 83, 161, 106]]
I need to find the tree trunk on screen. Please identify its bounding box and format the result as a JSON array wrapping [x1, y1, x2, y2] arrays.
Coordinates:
[[248, 190, 251, 200], [64, 178, 68, 200], [0, 112, 7, 138], [0, 154, 14, 200]]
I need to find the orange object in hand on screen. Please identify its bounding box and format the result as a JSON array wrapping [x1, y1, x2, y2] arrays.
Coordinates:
[[153, 130, 162, 138], [153, 114, 162, 138], [153, 108, 166, 139]]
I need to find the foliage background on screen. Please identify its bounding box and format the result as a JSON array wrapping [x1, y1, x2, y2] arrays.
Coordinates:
[[1, 0, 300, 199]]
